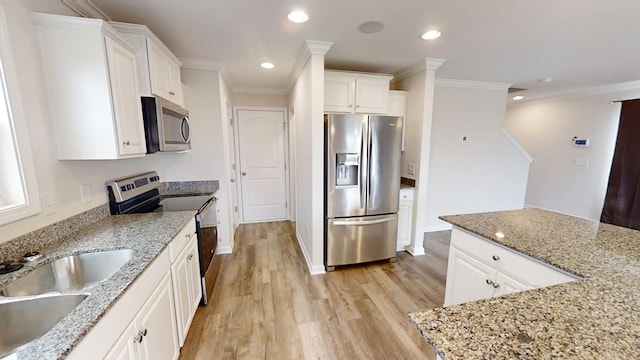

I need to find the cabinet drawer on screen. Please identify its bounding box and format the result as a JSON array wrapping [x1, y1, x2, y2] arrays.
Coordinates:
[[451, 228, 577, 287], [399, 188, 414, 202], [168, 218, 196, 262]]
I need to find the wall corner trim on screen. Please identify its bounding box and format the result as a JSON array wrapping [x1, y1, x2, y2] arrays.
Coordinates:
[[295, 230, 326, 275], [180, 58, 224, 71], [286, 40, 333, 93], [426, 58, 446, 70]]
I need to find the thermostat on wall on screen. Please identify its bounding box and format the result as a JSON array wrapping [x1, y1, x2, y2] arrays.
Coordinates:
[[572, 137, 590, 147]]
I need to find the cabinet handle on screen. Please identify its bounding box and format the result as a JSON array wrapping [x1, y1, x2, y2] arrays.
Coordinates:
[[210, 249, 215, 254], [492, 255, 500, 261], [356, 104, 360, 108], [348, 104, 353, 108], [492, 282, 500, 289], [142, 328, 148, 337], [485, 279, 493, 285], [169, 91, 175, 96], [134, 331, 143, 343], [187, 253, 193, 260], [123, 140, 130, 146], [185, 233, 192, 240]]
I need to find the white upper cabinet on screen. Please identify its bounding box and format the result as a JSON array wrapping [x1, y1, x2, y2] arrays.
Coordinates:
[[110, 22, 184, 107], [33, 13, 146, 160], [324, 71, 392, 114]]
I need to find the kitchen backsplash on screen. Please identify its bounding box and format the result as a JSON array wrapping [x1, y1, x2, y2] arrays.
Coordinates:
[[160, 180, 219, 195], [0, 203, 109, 262]]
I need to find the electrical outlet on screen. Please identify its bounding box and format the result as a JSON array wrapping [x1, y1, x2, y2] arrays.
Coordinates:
[[408, 164, 416, 175], [575, 157, 589, 167], [41, 192, 56, 216], [81, 184, 91, 203]]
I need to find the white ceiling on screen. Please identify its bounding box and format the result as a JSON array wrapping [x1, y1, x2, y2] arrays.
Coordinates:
[[51, 1, 640, 100]]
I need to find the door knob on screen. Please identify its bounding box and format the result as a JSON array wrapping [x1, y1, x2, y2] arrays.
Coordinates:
[[242, 171, 247, 176]]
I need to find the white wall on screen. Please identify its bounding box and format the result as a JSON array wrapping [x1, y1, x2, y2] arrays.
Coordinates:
[[505, 89, 640, 220], [0, 2, 229, 244], [397, 71, 425, 180], [288, 53, 325, 274], [425, 83, 530, 230], [231, 93, 288, 107]]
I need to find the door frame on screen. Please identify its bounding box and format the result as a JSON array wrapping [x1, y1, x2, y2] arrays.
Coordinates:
[[226, 99, 239, 231], [233, 106, 290, 224]]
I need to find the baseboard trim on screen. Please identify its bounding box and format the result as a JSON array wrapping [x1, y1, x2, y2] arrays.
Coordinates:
[[405, 245, 426, 256], [295, 230, 326, 275], [425, 223, 453, 232], [216, 245, 233, 255]]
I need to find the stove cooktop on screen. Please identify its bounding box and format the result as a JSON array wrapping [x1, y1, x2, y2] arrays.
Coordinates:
[[154, 195, 214, 212]]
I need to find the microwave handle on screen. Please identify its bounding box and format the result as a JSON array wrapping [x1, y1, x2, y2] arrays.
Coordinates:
[[181, 117, 192, 143]]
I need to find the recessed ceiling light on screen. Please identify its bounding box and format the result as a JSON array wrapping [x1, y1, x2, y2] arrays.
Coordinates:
[[287, 10, 308, 23], [260, 62, 275, 69], [540, 77, 553, 83], [359, 21, 384, 34], [421, 30, 442, 40], [513, 95, 524, 101]]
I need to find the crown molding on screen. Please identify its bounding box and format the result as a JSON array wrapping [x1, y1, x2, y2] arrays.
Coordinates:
[[231, 86, 289, 96], [394, 58, 446, 83], [435, 78, 511, 91], [286, 40, 333, 92], [180, 58, 224, 71], [508, 80, 640, 107], [61, 0, 110, 20]]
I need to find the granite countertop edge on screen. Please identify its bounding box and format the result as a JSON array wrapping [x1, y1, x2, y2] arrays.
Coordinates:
[[409, 208, 640, 360], [2, 211, 196, 360]]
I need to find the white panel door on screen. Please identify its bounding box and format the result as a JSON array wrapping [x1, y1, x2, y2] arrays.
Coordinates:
[[237, 109, 287, 222]]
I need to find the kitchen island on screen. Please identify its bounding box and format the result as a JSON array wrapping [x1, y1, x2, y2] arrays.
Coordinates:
[[409, 208, 640, 359]]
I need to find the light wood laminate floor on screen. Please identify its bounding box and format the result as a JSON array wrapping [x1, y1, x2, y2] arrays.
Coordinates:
[[180, 222, 450, 360]]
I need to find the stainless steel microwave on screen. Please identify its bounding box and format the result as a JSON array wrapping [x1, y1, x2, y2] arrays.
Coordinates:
[[141, 96, 191, 153]]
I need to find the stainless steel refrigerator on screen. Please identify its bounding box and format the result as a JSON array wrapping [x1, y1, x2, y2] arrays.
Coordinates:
[[324, 113, 403, 271]]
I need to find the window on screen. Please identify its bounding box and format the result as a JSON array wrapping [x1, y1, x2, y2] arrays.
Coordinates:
[[0, 5, 40, 225]]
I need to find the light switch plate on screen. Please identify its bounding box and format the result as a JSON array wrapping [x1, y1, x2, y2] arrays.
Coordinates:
[[81, 184, 91, 203], [575, 157, 589, 167]]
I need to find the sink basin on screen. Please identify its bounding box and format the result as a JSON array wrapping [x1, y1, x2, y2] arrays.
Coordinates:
[[0, 249, 134, 297], [0, 294, 88, 358]]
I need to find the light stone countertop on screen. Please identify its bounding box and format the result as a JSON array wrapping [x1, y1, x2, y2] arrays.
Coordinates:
[[0, 211, 196, 360], [409, 208, 640, 360]]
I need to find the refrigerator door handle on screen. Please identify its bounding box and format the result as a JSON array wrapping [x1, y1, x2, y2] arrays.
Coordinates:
[[333, 216, 396, 226], [360, 120, 367, 209], [367, 120, 373, 209]]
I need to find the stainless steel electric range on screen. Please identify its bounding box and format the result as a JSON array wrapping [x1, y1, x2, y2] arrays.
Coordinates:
[[106, 171, 218, 305]]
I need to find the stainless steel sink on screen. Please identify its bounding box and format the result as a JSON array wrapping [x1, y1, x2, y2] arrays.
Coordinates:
[[0, 294, 88, 358], [0, 249, 134, 297]]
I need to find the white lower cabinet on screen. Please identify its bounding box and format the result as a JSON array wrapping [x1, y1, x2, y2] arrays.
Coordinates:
[[171, 234, 202, 346], [396, 188, 415, 251], [105, 273, 179, 360], [443, 228, 577, 307]]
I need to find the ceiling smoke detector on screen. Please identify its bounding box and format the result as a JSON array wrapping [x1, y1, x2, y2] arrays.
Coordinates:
[[359, 21, 384, 34]]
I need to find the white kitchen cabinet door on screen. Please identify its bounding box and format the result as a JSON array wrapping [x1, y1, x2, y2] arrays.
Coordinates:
[[324, 71, 392, 114], [324, 74, 355, 113], [170, 231, 201, 347], [104, 321, 138, 360], [32, 14, 147, 160], [171, 246, 191, 346], [104, 36, 147, 156], [396, 188, 414, 251], [354, 76, 390, 114], [147, 40, 184, 106], [186, 238, 203, 315], [444, 248, 496, 307], [137, 273, 179, 360]]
